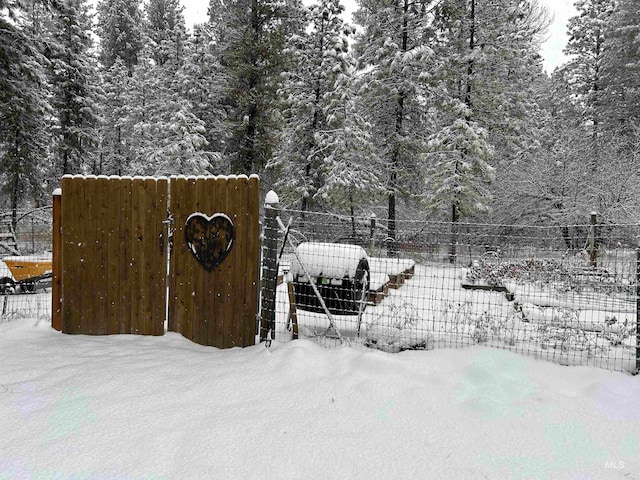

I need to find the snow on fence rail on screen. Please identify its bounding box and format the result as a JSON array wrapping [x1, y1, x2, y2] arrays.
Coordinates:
[[262, 208, 640, 374]]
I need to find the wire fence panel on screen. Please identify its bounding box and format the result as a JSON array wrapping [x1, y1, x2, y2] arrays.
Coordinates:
[[263, 208, 640, 374], [0, 207, 53, 322], [0, 291, 52, 322]]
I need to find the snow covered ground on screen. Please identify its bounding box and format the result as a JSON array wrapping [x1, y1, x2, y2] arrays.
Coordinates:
[[1, 316, 640, 479]]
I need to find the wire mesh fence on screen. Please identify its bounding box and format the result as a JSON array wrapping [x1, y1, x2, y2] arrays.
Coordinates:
[[261, 206, 640, 374], [0, 209, 53, 322]]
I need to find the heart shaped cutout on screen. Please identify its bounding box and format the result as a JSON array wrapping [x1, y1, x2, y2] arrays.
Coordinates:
[[184, 213, 235, 271]]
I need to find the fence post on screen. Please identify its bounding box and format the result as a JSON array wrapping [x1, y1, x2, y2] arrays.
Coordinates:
[[589, 211, 598, 267], [369, 213, 376, 251], [636, 241, 640, 375], [52, 188, 62, 331], [259, 191, 280, 343]]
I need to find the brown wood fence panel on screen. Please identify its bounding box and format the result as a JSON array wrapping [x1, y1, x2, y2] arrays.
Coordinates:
[[59, 176, 167, 336], [168, 175, 259, 348]]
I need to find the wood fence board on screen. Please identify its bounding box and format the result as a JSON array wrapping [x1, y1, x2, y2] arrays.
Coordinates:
[[61, 176, 81, 333], [194, 177, 209, 345], [169, 176, 196, 341], [189, 177, 204, 344], [183, 177, 199, 341], [131, 178, 144, 334], [154, 178, 168, 336], [118, 178, 133, 334], [107, 177, 122, 334], [244, 176, 260, 346], [212, 177, 229, 348], [229, 176, 246, 347], [140, 178, 154, 335], [94, 176, 110, 335], [202, 177, 217, 347], [81, 176, 97, 334], [168, 177, 185, 335], [52, 191, 62, 331], [216, 176, 233, 348]]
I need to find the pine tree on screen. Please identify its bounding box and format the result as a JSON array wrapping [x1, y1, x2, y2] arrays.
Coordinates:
[[97, 58, 131, 174], [315, 66, 384, 220], [123, 3, 209, 176], [180, 23, 228, 166], [270, 0, 360, 211], [127, 46, 209, 175], [562, 0, 614, 141], [0, 0, 53, 227], [213, 0, 307, 174], [96, 0, 144, 73], [353, 0, 437, 254], [144, 0, 186, 67], [600, 0, 640, 135], [47, 0, 102, 175]]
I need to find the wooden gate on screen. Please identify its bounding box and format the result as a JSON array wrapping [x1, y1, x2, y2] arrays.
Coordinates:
[[52, 175, 260, 348], [168, 176, 260, 347]]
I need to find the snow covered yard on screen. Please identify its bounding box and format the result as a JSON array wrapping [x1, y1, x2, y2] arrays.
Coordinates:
[[1, 316, 640, 479]]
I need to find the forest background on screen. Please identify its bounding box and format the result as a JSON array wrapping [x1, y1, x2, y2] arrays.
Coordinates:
[[1, 0, 639, 245]]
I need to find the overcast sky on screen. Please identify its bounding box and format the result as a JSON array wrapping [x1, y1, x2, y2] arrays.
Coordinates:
[[182, 0, 577, 73]]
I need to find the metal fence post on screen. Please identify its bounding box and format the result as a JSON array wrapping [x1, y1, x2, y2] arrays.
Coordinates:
[[259, 191, 279, 343], [589, 211, 598, 267], [369, 213, 376, 252], [636, 242, 640, 374]]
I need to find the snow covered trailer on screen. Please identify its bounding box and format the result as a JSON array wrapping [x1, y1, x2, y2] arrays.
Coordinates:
[[291, 242, 370, 316]]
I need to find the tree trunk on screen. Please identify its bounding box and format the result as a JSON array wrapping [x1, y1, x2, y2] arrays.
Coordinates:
[[387, 0, 409, 258], [449, 196, 460, 264], [350, 192, 357, 243]]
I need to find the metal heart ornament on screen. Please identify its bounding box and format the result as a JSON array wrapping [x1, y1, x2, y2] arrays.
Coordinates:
[[184, 213, 235, 271]]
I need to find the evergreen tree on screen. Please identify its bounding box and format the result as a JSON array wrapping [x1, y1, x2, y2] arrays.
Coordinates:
[[180, 23, 228, 167], [144, 0, 186, 67], [128, 2, 208, 175], [315, 66, 384, 219], [270, 0, 359, 211], [0, 0, 54, 227], [432, 0, 548, 166], [601, 0, 640, 135], [127, 46, 209, 175], [212, 0, 307, 174], [353, 0, 437, 254], [97, 58, 131, 174], [562, 0, 614, 141], [47, 0, 102, 176], [96, 0, 144, 73]]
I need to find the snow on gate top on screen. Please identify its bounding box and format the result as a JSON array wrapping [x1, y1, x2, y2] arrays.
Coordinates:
[[59, 174, 260, 181]]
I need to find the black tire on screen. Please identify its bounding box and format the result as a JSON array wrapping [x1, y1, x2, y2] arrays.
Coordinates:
[[20, 282, 36, 293], [0, 277, 14, 294], [352, 258, 370, 313]]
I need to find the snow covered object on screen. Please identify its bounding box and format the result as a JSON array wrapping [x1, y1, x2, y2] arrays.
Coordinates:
[[290, 242, 370, 316]]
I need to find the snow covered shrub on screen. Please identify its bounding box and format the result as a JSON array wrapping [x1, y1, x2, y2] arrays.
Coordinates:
[[465, 258, 631, 297], [467, 309, 520, 346], [471, 312, 490, 344], [603, 317, 636, 346], [364, 300, 434, 353], [536, 322, 609, 358]]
